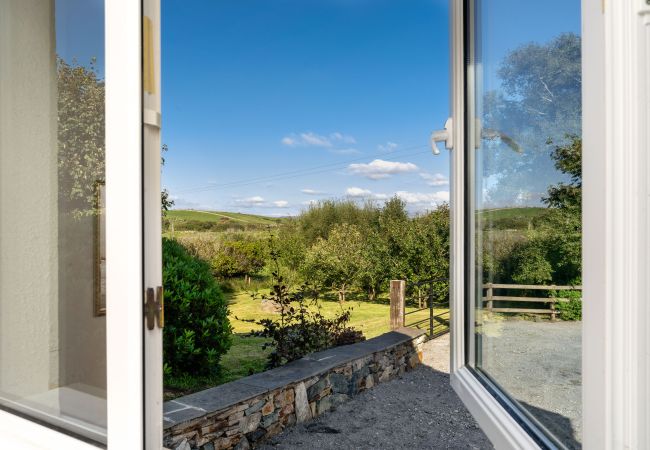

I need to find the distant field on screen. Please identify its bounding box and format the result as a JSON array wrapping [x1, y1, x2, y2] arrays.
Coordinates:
[[477, 207, 549, 230], [166, 209, 286, 230]]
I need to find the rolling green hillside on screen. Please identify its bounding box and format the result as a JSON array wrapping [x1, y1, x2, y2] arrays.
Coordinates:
[[165, 210, 286, 232], [477, 207, 549, 230]]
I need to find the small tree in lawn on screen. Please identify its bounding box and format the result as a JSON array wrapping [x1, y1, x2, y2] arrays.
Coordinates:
[[304, 223, 364, 302]]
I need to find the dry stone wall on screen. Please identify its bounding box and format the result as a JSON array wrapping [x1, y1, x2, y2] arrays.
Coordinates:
[[164, 328, 426, 450]]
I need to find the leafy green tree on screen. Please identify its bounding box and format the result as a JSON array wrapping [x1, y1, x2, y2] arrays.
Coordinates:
[[304, 223, 365, 302], [57, 58, 105, 218], [483, 33, 581, 206], [211, 239, 267, 279]]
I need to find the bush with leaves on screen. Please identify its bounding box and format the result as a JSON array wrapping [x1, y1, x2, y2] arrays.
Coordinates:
[[554, 289, 582, 321], [163, 238, 232, 377], [246, 237, 365, 368]]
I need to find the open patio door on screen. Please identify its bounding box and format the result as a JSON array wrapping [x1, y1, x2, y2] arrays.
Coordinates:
[[448, 1, 650, 449], [0, 0, 162, 448]]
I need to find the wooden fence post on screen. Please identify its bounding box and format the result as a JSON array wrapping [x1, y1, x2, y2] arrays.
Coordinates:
[[486, 283, 494, 311], [390, 280, 406, 330]]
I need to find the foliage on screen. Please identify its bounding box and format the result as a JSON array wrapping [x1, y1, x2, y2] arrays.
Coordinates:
[[554, 289, 582, 321], [161, 144, 175, 215], [483, 33, 581, 206], [163, 238, 232, 377], [304, 223, 365, 302], [212, 239, 267, 278], [247, 260, 365, 368], [57, 58, 105, 218], [543, 136, 582, 209]]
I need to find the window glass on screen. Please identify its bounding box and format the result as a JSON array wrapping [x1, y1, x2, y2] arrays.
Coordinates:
[[0, 0, 106, 443], [466, 0, 582, 447]]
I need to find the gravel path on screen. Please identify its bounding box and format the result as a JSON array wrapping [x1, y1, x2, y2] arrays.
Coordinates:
[[480, 320, 582, 448], [259, 335, 493, 450]]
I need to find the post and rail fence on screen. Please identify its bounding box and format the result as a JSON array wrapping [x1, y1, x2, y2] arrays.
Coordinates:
[[483, 283, 582, 320], [390, 278, 450, 338]]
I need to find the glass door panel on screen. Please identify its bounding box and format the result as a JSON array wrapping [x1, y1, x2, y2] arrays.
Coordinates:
[[465, 0, 582, 447], [0, 0, 107, 444]]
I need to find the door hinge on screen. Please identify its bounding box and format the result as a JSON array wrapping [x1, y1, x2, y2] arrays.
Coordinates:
[[145, 286, 164, 330]]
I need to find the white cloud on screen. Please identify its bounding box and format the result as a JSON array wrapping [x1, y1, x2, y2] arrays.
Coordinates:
[[378, 141, 398, 152], [281, 131, 356, 149], [301, 189, 326, 195], [347, 159, 419, 180], [235, 196, 266, 207], [419, 172, 449, 186], [395, 190, 450, 205], [234, 196, 291, 209], [345, 187, 388, 200], [330, 132, 356, 144], [302, 199, 319, 206], [345, 187, 372, 197]]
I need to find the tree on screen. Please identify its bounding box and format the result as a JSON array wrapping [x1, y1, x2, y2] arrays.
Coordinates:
[[304, 223, 365, 302], [482, 33, 581, 206], [161, 144, 175, 215], [57, 58, 105, 218], [211, 239, 267, 279]]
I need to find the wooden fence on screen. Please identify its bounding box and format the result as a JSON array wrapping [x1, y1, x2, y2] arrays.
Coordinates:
[[483, 283, 582, 320]]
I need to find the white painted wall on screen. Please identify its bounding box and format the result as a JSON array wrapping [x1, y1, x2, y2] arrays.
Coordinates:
[[0, 0, 59, 397]]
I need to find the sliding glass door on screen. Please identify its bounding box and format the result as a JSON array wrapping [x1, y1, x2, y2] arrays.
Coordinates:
[[463, 0, 582, 447]]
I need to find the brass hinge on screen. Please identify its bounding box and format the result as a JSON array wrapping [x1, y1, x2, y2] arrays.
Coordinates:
[[145, 286, 164, 330]]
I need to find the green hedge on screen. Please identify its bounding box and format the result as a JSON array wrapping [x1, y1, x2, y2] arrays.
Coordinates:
[[163, 238, 232, 377]]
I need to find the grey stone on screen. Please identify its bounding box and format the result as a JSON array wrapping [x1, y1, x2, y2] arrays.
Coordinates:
[[244, 399, 265, 415], [165, 406, 207, 427], [167, 380, 267, 418], [293, 382, 312, 423], [261, 410, 279, 428], [234, 436, 250, 450], [246, 428, 267, 443], [200, 443, 215, 450], [306, 377, 328, 400], [316, 395, 332, 415], [329, 373, 349, 394], [240, 412, 262, 434], [174, 439, 191, 450]]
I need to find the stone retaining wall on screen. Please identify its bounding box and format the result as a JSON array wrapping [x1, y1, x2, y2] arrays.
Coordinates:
[[164, 328, 426, 450]]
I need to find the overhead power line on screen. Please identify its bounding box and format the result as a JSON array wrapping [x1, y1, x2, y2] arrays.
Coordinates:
[[174, 143, 431, 194]]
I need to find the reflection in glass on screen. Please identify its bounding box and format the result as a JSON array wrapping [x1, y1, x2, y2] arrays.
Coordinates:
[[467, 0, 582, 447], [0, 0, 106, 442]]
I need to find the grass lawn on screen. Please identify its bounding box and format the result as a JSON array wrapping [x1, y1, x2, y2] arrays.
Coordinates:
[[219, 290, 448, 386], [166, 289, 448, 399]]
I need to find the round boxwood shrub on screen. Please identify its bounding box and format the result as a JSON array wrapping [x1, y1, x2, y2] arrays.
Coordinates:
[[163, 238, 232, 377]]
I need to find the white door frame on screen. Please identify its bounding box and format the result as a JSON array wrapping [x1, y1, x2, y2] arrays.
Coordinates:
[[0, 1, 151, 448], [449, 0, 650, 449]]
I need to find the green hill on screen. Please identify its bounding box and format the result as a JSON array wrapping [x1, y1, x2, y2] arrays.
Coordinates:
[[165, 210, 286, 232], [477, 207, 549, 230]]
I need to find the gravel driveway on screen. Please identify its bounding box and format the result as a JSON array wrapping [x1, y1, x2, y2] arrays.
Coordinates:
[[259, 335, 493, 450], [480, 320, 582, 448]]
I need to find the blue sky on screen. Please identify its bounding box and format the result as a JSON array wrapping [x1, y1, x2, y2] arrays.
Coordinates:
[[51, 0, 580, 216], [162, 0, 451, 215]]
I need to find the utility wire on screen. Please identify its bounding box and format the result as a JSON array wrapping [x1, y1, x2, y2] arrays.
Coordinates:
[[175, 143, 431, 194]]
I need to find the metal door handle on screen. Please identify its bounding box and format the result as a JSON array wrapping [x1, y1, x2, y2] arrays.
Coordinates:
[[430, 118, 453, 155]]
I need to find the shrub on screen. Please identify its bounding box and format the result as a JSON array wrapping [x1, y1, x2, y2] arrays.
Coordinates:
[[211, 240, 267, 278], [555, 289, 582, 321], [163, 238, 232, 377], [248, 276, 365, 368]]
